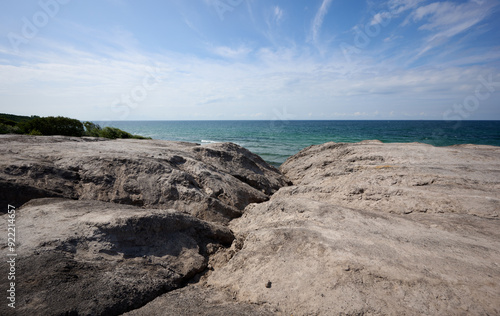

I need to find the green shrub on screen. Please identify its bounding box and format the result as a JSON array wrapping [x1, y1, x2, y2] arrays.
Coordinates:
[[0, 118, 17, 126], [0, 123, 21, 134], [93, 126, 151, 140], [83, 121, 102, 137], [130, 134, 151, 140], [98, 127, 132, 139], [2, 113, 150, 140], [0, 113, 35, 124], [19, 116, 84, 137], [28, 129, 43, 136]]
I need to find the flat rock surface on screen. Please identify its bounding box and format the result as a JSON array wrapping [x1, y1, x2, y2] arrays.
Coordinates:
[[0, 198, 234, 316], [0, 135, 287, 224], [206, 142, 500, 315], [280, 141, 500, 218]]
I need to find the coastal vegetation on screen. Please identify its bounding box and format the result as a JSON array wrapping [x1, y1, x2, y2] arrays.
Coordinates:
[[0, 113, 150, 139]]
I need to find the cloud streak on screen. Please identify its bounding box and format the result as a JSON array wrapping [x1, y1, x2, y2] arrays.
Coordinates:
[[273, 6, 284, 24], [406, 0, 499, 58], [310, 0, 334, 44], [210, 44, 252, 59], [412, 0, 497, 39]]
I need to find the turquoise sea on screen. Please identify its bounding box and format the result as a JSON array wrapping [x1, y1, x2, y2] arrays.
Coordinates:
[[100, 120, 500, 167]]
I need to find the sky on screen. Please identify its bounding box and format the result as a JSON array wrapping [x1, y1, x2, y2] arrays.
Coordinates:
[[0, 0, 499, 121]]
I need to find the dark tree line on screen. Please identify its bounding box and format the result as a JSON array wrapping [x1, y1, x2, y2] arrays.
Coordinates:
[[0, 114, 149, 139]]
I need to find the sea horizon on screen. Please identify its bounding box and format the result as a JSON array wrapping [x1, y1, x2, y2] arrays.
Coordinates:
[[96, 119, 500, 122], [97, 120, 500, 167]]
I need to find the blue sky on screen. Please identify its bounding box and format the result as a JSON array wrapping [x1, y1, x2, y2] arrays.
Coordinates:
[[0, 0, 499, 120]]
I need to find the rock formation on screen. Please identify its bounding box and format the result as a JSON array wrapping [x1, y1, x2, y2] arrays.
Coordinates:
[[0, 135, 287, 315], [204, 141, 500, 315], [0, 135, 287, 224], [1, 136, 499, 315], [279, 140, 500, 218], [5, 198, 233, 316]]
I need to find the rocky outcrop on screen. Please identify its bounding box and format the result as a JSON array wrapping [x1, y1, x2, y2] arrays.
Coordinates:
[[279, 141, 500, 218], [0, 135, 287, 224], [1, 137, 500, 315], [0, 198, 234, 316], [205, 141, 500, 315]]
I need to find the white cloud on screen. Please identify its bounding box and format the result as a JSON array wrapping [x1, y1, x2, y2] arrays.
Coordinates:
[[263, 5, 285, 44], [370, 12, 393, 26], [310, 0, 334, 43], [368, 0, 424, 28], [210, 45, 252, 59], [403, 0, 499, 58], [383, 34, 403, 42], [410, 0, 497, 39], [389, 0, 425, 15], [273, 6, 284, 24]]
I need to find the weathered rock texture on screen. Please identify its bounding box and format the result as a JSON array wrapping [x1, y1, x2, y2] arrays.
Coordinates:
[[123, 285, 277, 316], [0, 198, 234, 316], [279, 141, 500, 218], [1, 137, 500, 315], [205, 141, 500, 315], [0, 135, 287, 315], [0, 135, 287, 224]]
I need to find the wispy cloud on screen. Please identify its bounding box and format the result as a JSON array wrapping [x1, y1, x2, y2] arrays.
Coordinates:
[[273, 6, 284, 25], [411, 0, 497, 39], [407, 0, 498, 57], [370, 12, 392, 26], [370, 0, 424, 26], [310, 0, 334, 44], [210, 44, 252, 59], [389, 0, 425, 15]]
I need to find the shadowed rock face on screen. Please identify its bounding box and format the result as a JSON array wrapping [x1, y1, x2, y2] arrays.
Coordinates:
[[0, 135, 288, 224], [0, 198, 234, 316], [122, 285, 277, 316]]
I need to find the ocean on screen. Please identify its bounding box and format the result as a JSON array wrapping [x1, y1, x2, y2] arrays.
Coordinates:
[[99, 120, 500, 167]]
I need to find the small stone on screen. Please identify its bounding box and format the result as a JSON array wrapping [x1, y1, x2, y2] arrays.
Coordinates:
[[265, 281, 272, 288]]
